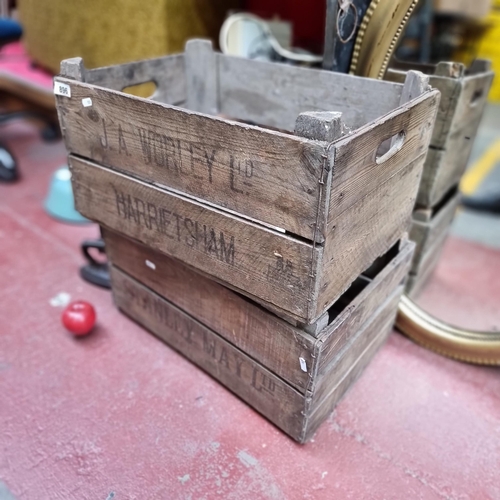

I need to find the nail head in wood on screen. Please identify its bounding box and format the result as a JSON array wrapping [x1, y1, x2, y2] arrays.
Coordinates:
[[294, 111, 343, 142]]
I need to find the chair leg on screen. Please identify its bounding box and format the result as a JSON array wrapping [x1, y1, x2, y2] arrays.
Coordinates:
[[0, 142, 18, 182]]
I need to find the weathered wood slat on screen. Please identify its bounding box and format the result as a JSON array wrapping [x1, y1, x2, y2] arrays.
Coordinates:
[[103, 229, 413, 394], [418, 136, 471, 208], [410, 189, 460, 274], [111, 266, 401, 443], [70, 156, 320, 319], [104, 229, 317, 392], [386, 63, 493, 208], [327, 91, 439, 221], [217, 53, 403, 132], [185, 39, 218, 114], [111, 268, 306, 440], [317, 155, 423, 317], [70, 155, 420, 325], [310, 288, 401, 409], [55, 77, 326, 241], [316, 240, 413, 374], [398, 70, 430, 105], [405, 233, 449, 297], [448, 71, 493, 139], [301, 312, 395, 442], [386, 65, 493, 150], [60, 54, 187, 105]]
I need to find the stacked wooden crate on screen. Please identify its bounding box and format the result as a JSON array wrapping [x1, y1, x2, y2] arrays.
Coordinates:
[[386, 60, 493, 296], [55, 40, 439, 442]]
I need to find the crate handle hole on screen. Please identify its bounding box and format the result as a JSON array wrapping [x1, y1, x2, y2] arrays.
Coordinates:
[[375, 130, 406, 164], [121, 81, 157, 99], [470, 88, 484, 106]]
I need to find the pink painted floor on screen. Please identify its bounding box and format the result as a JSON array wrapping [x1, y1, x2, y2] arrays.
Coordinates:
[[1, 122, 500, 500]]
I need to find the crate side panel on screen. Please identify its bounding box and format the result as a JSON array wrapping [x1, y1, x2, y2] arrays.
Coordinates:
[[84, 54, 187, 105], [301, 312, 395, 443], [111, 268, 306, 441], [104, 229, 316, 393], [448, 72, 494, 139], [317, 155, 423, 317], [311, 287, 402, 409], [70, 157, 317, 319], [55, 78, 325, 241], [217, 54, 403, 132], [405, 234, 449, 298], [328, 92, 439, 222], [317, 240, 413, 374], [410, 190, 459, 272]]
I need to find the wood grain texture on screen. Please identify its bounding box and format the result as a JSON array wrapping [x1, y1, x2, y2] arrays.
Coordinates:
[[69, 154, 418, 324], [60, 54, 187, 105], [447, 71, 493, 141], [103, 230, 412, 394], [387, 69, 460, 150], [398, 70, 430, 104], [104, 229, 317, 393], [70, 156, 320, 319], [317, 155, 424, 318], [405, 232, 449, 298], [316, 240, 413, 374], [185, 39, 218, 114], [111, 265, 403, 443], [217, 53, 403, 132], [410, 189, 459, 274], [310, 287, 402, 408], [111, 268, 306, 441], [301, 312, 396, 442], [419, 71, 493, 207], [55, 77, 326, 241], [314, 92, 439, 319], [327, 91, 439, 222], [386, 64, 493, 208]]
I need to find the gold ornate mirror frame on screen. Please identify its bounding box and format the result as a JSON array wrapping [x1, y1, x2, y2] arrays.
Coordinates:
[[344, 0, 500, 365]]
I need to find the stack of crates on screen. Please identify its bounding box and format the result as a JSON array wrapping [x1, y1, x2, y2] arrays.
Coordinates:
[[55, 40, 440, 442], [387, 60, 493, 295]]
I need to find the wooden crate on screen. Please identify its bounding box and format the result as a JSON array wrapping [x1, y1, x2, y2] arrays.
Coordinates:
[[56, 39, 438, 325], [406, 187, 460, 296], [387, 60, 493, 208], [104, 229, 414, 442]]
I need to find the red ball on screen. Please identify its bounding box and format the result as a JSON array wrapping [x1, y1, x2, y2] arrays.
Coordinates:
[[62, 301, 96, 336]]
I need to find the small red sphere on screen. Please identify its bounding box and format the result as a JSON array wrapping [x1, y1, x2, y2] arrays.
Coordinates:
[[62, 301, 96, 336]]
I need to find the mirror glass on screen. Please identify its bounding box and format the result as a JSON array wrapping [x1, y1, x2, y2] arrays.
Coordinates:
[[411, 105, 500, 333]]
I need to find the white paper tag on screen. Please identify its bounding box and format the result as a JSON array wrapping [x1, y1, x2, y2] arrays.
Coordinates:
[[54, 81, 71, 98], [82, 97, 92, 107], [145, 260, 156, 270], [299, 357, 307, 373]]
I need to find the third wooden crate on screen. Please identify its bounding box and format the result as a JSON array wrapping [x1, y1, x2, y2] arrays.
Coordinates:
[[387, 60, 493, 208]]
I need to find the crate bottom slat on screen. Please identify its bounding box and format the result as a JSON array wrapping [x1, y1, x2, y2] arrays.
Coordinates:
[[405, 234, 447, 298], [112, 267, 400, 443]]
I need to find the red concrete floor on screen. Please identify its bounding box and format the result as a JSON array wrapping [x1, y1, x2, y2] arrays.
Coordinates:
[[1, 122, 500, 500]]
